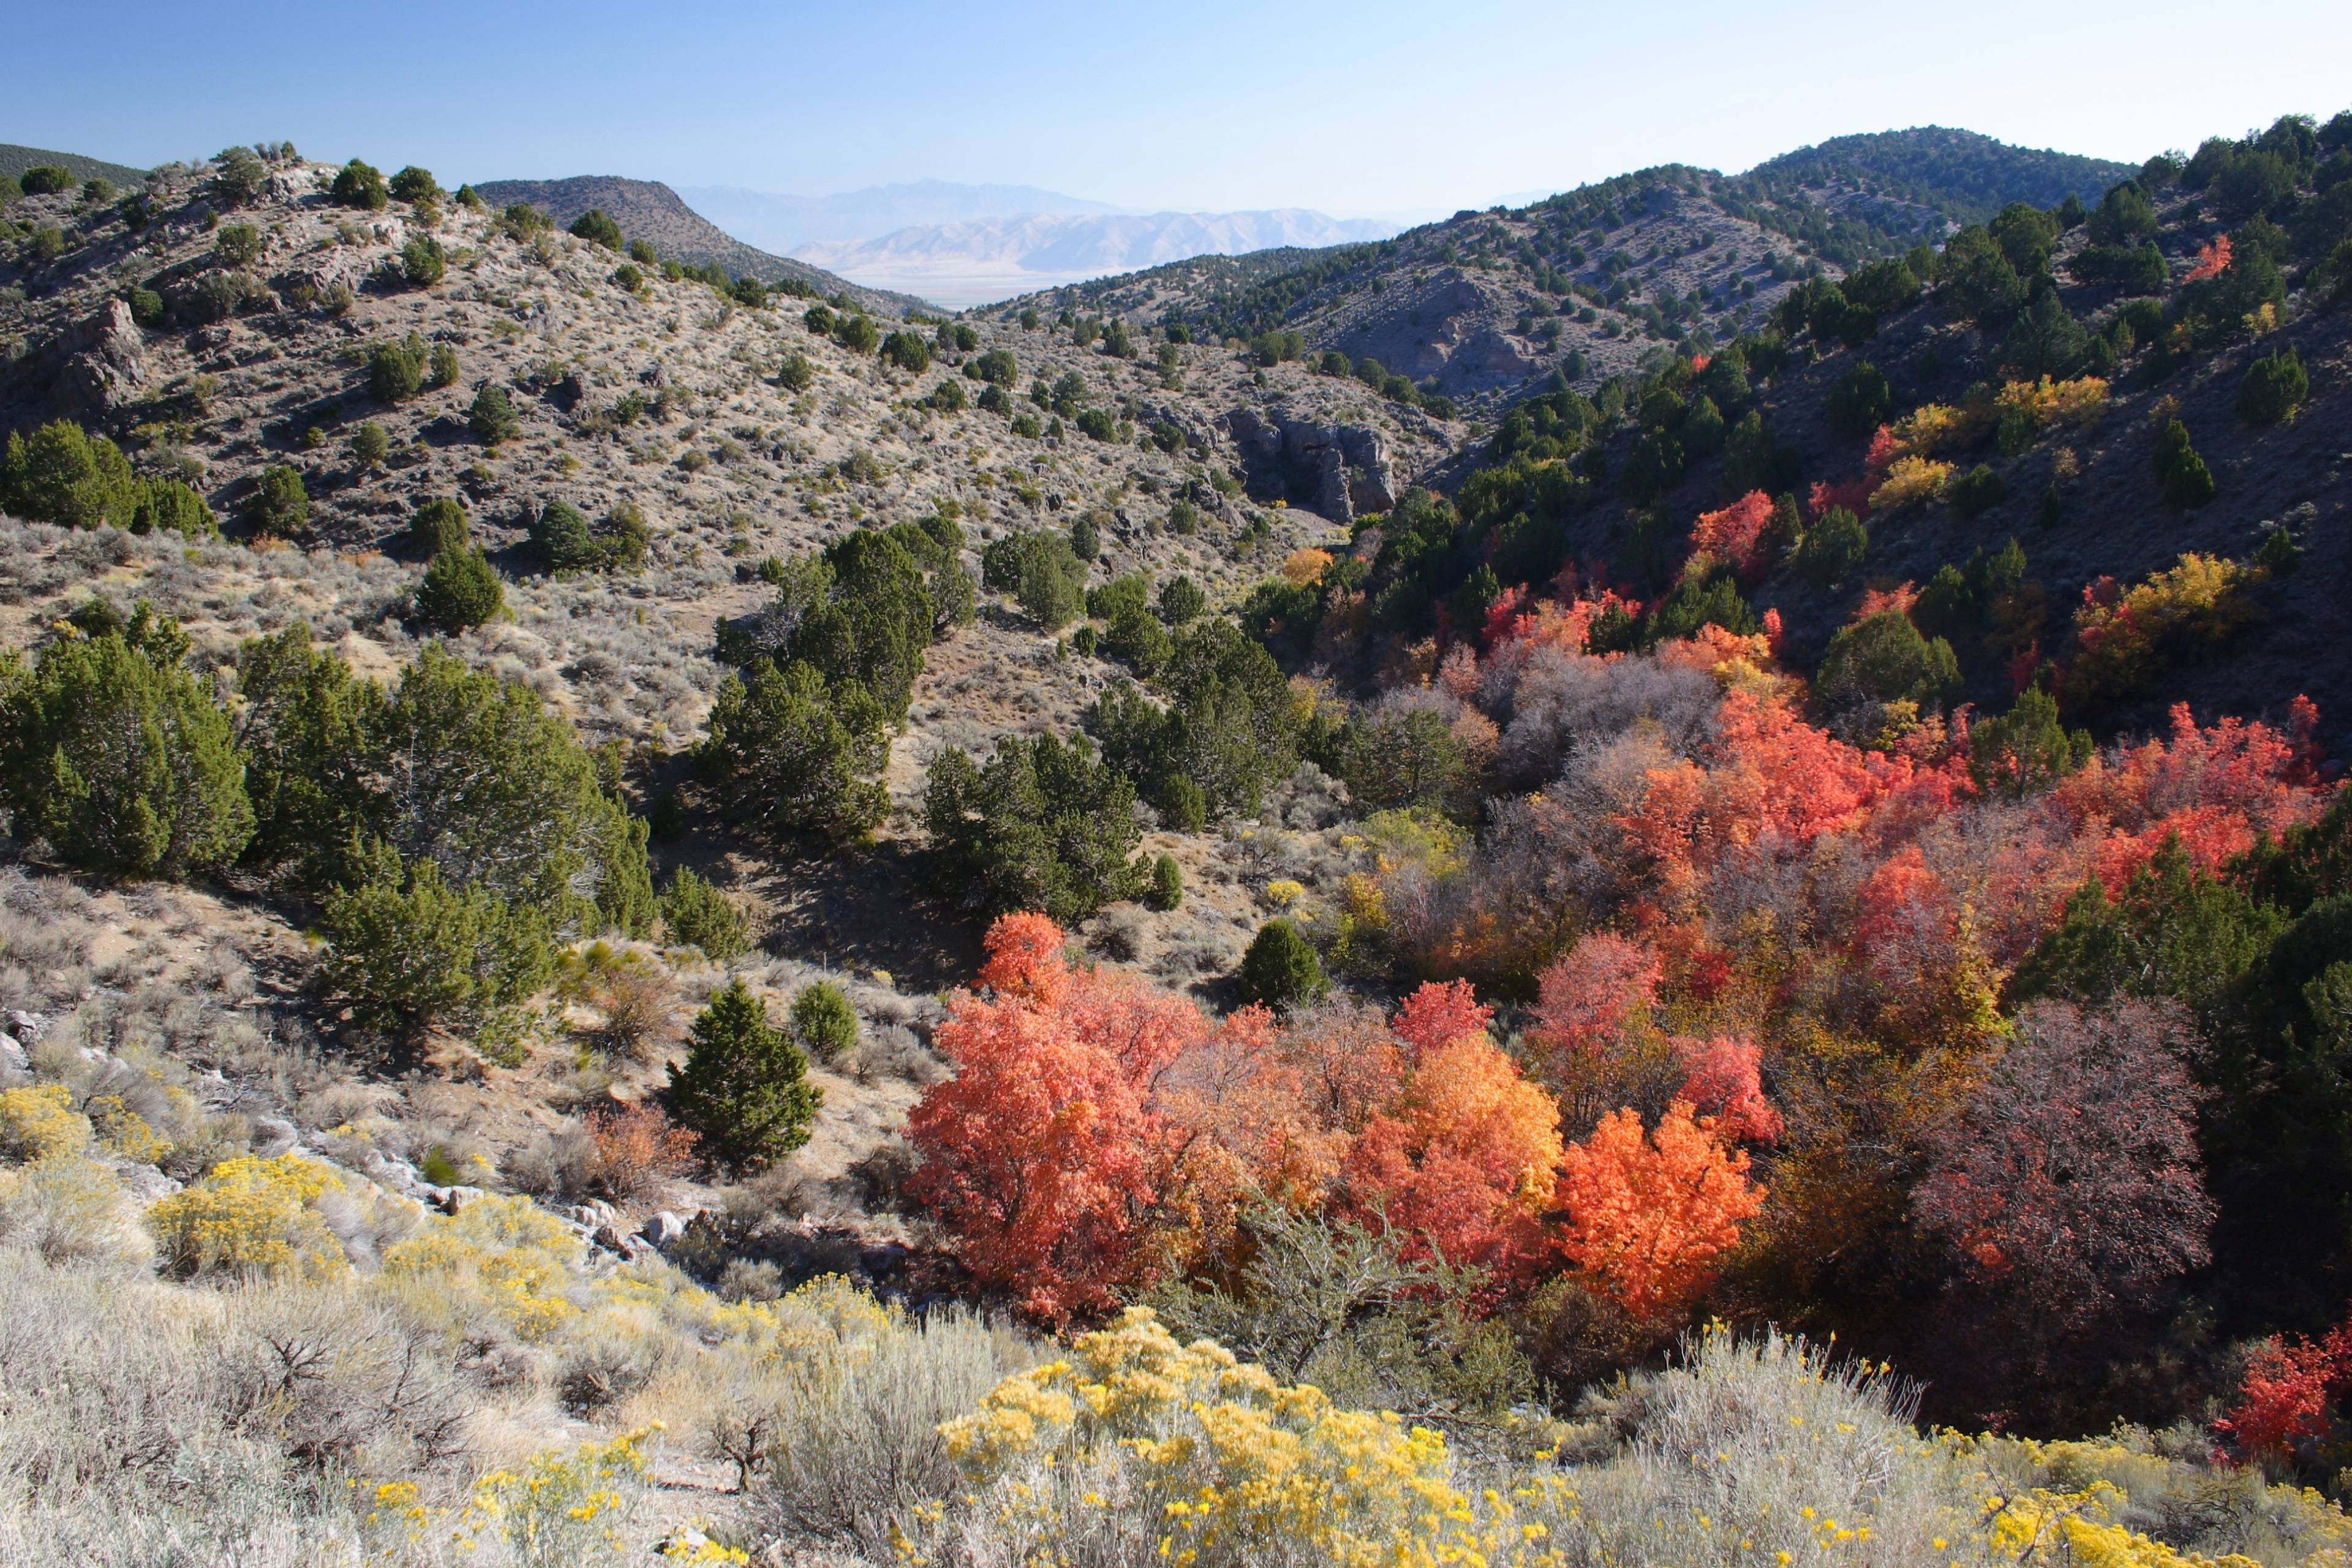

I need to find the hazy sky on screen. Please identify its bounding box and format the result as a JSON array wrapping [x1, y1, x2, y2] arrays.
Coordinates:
[[10, 0, 2348, 216]]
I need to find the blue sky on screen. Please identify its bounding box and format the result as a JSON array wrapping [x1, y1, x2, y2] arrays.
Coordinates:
[[10, 0, 2348, 216]]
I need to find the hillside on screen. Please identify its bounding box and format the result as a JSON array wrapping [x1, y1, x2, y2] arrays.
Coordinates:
[[7, 111, 2352, 1568], [1736, 126, 2136, 227], [471, 174, 924, 314], [797, 208, 1403, 306], [0, 141, 149, 188]]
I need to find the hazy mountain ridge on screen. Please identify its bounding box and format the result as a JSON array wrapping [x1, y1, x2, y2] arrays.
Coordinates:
[[471, 174, 923, 313], [796, 208, 1402, 306], [677, 178, 1123, 254]]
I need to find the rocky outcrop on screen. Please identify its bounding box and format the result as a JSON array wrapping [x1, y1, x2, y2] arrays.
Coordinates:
[[1226, 407, 1395, 523], [47, 298, 151, 418]]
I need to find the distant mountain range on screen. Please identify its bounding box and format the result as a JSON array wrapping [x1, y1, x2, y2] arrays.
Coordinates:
[[676, 179, 1123, 254], [470, 175, 923, 312], [791, 209, 1403, 307]]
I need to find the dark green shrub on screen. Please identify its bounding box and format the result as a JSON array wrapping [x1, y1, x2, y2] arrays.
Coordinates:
[[1238, 919, 1325, 1014], [0, 602, 252, 878], [0, 420, 141, 529], [803, 303, 836, 336], [1069, 513, 1099, 561], [407, 497, 469, 557], [208, 148, 266, 205], [1074, 407, 1117, 442], [214, 223, 262, 266], [131, 480, 216, 539], [983, 529, 1088, 630], [2152, 419, 2215, 508], [428, 343, 460, 389], [569, 208, 624, 249], [777, 352, 814, 391], [498, 203, 551, 241], [1147, 853, 1183, 911], [970, 347, 1017, 385], [1796, 505, 1868, 587], [1999, 289, 2087, 381], [921, 733, 1143, 922], [1826, 360, 1891, 439], [350, 421, 390, 468], [467, 383, 519, 447], [2071, 243, 2167, 294], [666, 979, 819, 1174], [694, 657, 888, 842], [2087, 181, 2158, 246], [1967, 685, 2092, 797], [790, 981, 858, 1062], [1010, 412, 1042, 439], [244, 465, 309, 538], [417, 546, 503, 631], [320, 853, 552, 1035], [1158, 575, 1205, 624], [401, 235, 446, 287], [1815, 609, 1962, 715], [929, 377, 967, 412], [660, 867, 747, 960], [29, 227, 65, 262], [600, 501, 649, 571], [880, 330, 932, 372], [2256, 524, 2301, 575], [1948, 464, 2007, 518], [128, 287, 164, 326], [835, 315, 880, 354], [388, 165, 442, 205], [455, 184, 484, 210], [331, 160, 388, 210], [611, 262, 643, 292], [2236, 347, 2309, 426], [368, 334, 427, 403], [628, 239, 658, 266], [530, 499, 597, 570], [1100, 603, 1172, 677], [18, 165, 70, 196]]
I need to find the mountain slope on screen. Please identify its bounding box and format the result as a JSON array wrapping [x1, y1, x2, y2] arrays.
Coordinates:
[[472, 175, 924, 314], [799, 209, 1402, 307], [1735, 126, 2136, 227], [1006, 127, 2143, 416], [0, 142, 149, 187], [678, 178, 1121, 253]]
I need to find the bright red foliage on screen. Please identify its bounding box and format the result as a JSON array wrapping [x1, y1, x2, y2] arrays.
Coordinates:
[[1390, 979, 1495, 1059], [1809, 475, 1875, 519], [1690, 490, 1775, 581], [1673, 1034, 1782, 1145], [1528, 933, 1662, 1064]]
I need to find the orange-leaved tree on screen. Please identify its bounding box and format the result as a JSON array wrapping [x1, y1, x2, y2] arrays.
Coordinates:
[[1551, 1100, 1764, 1321], [906, 913, 1206, 1323]]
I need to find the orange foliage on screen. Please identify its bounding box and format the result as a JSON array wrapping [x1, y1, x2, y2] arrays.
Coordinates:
[[908, 915, 1206, 1323], [584, 1102, 699, 1199], [1342, 1033, 1565, 1272], [2184, 233, 2232, 284], [1855, 581, 1920, 619], [1552, 1101, 1764, 1321], [1691, 491, 1775, 581]]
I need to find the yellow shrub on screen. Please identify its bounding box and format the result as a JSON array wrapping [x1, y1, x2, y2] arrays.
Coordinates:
[[1997, 376, 2109, 434], [1265, 878, 1306, 908], [2063, 553, 2258, 708], [1888, 399, 1993, 460], [1281, 548, 1333, 589], [86, 1094, 172, 1163], [1871, 456, 1954, 511], [384, 1192, 584, 1340], [453, 1427, 663, 1567], [0, 1085, 91, 1162], [938, 1307, 1557, 1568], [147, 1153, 351, 1280]]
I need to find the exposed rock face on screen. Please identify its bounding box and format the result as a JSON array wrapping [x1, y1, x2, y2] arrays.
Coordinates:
[[48, 297, 150, 418], [1227, 407, 1395, 523]]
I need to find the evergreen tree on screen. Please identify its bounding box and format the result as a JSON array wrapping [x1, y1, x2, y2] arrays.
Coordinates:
[[417, 546, 503, 631], [1239, 919, 1326, 1014], [790, 981, 859, 1062], [694, 658, 888, 841], [2152, 419, 2216, 509], [467, 383, 519, 447], [0, 603, 252, 878], [667, 979, 820, 1173], [659, 866, 747, 960], [1147, 852, 1184, 911]]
